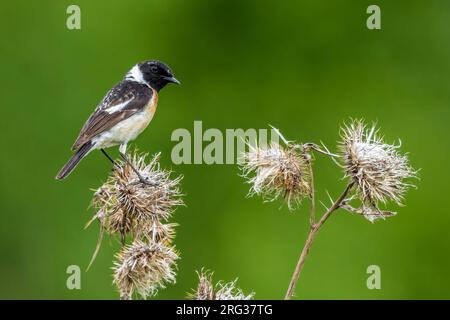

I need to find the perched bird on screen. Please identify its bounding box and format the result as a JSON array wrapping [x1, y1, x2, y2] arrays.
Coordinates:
[[56, 60, 180, 182]]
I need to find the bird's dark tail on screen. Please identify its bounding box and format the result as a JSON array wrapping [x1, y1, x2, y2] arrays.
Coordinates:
[[56, 142, 93, 180]]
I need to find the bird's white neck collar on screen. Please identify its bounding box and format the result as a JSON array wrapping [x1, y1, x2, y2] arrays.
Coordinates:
[[125, 65, 150, 87]]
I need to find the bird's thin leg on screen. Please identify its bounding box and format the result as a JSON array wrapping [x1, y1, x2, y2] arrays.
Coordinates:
[[101, 148, 117, 172], [101, 149, 115, 164], [119, 152, 156, 186]]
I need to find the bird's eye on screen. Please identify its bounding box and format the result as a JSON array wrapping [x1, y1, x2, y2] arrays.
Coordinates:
[[150, 66, 158, 73]]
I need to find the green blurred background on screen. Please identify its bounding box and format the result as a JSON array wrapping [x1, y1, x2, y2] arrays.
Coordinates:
[[0, 0, 449, 299]]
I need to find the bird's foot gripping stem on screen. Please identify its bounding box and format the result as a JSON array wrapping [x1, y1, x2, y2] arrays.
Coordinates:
[[136, 173, 157, 187], [119, 152, 157, 186]]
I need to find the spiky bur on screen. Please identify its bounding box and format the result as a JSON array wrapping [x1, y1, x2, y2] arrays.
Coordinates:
[[188, 270, 215, 300], [113, 240, 179, 300], [188, 270, 254, 300], [240, 143, 310, 210], [339, 120, 416, 222], [85, 151, 184, 299], [88, 152, 183, 241]]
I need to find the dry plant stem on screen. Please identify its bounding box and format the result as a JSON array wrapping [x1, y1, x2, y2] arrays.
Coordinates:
[[284, 182, 354, 300], [307, 160, 315, 229]]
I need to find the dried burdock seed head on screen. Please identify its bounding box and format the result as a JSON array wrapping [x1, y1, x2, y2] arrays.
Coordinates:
[[85, 152, 183, 271], [188, 269, 215, 300], [145, 221, 178, 244], [339, 120, 416, 207], [89, 152, 183, 238], [113, 240, 179, 300], [188, 269, 254, 300], [114, 152, 184, 224], [214, 279, 255, 300], [240, 142, 310, 209]]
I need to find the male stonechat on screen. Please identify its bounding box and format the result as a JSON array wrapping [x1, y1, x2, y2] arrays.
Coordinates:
[[56, 60, 180, 181]]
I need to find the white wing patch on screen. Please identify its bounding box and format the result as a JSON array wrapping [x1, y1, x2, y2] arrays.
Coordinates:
[[104, 99, 132, 114]]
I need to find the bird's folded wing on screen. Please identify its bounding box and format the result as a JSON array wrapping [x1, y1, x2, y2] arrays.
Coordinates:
[[71, 92, 150, 151]]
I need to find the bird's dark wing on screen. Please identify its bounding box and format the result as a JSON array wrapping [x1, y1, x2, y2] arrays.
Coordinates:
[[71, 81, 152, 151]]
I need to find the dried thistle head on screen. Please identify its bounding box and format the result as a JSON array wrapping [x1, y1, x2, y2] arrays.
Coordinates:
[[113, 240, 179, 300], [115, 153, 183, 222], [89, 152, 183, 238], [339, 120, 416, 207], [188, 270, 254, 300], [214, 279, 255, 300], [145, 221, 177, 244], [240, 142, 310, 209], [188, 270, 215, 300]]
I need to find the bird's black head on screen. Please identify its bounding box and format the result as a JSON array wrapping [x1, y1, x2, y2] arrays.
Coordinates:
[[138, 60, 180, 91]]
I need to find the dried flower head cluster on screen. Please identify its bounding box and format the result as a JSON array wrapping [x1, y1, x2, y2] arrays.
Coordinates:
[[113, 240, 178, 300], [339, 120, 416, 221], [239, 123, 416, 224], [238, 123, 417, 300], [90, 152, 183, 240], [188, 270, 254, 300], [88, 151, 183, 299], [240, 142, 310, 209]]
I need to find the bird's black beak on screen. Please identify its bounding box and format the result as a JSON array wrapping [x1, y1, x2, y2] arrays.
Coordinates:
[[164, 76, 181, 85]]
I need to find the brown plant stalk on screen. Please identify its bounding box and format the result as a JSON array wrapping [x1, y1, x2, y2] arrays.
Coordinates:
[[240, 121, 416, 300], [284, 182, 354, 300]]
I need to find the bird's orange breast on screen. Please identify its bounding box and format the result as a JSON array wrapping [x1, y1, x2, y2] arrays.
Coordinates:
[[146, 88, 159, 118]]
